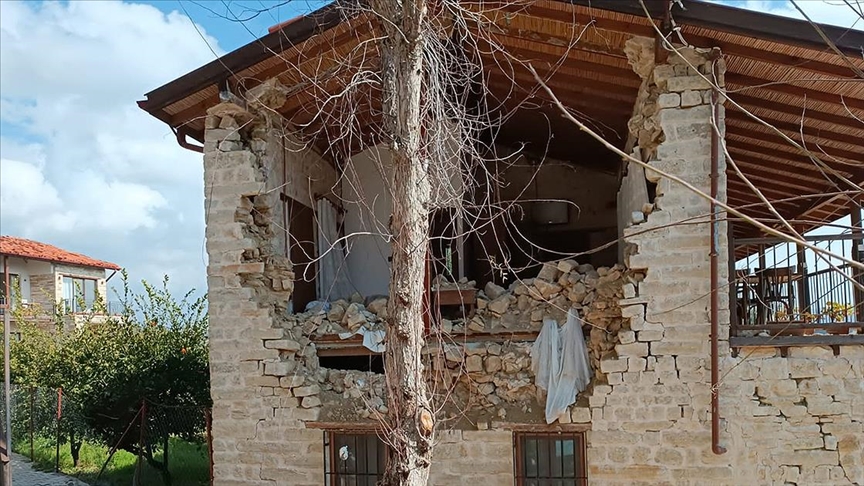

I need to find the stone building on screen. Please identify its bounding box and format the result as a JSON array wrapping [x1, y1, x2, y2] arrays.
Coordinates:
[[140, 1, 864, 484], [0, 236, 121, 332]]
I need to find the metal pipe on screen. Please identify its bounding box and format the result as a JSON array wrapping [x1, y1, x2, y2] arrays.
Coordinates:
[[710, 89, 727, 455], [175, 127, 204, 154], [2, 255, 11, 485]]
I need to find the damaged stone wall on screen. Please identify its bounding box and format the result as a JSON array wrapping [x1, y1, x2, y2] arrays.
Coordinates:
[[583, 37, 737, 484], [722, 346, 864, 484], [204, 101, 330, 485], [201, 43, 863, 486], [589, 38, 864, 485]]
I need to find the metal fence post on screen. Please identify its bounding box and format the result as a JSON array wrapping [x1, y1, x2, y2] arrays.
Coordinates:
[[55, 388, 63, 473], [29, 387, 34, 461]]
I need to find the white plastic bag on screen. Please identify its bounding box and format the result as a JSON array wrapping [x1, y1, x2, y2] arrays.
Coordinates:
[[531, 308, 593, 424]]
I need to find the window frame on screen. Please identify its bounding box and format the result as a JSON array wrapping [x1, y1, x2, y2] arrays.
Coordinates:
[[514, 432, 588, 486], [61, 275, 97, 313], [323, 429, 387, 486]]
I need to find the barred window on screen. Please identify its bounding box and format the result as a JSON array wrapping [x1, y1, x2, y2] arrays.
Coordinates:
[[324, 431, 386, 486], [515, 432, 587, 486]]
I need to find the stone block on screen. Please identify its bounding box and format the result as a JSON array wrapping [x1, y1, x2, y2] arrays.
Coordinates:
[[293, 385, 320, 397], [615, 342, 649, 357], [788, 358, 820, 378], [650, 341, 705, 356], [264, 361, 296, 376], [680, 90, 702, 107], [775, 450, 839, 469], [465, 355, 484, 373], [619, 330, 636, 344], [600, 358, 628, 373], [637, 330, 663, 342], [666, 75, 713, 92], [788, 346, 833, 358], [301, 395, 322, 408], [657, 93, 681, 108], [264, 339, 303, 351], [571, 407, 591, 423]]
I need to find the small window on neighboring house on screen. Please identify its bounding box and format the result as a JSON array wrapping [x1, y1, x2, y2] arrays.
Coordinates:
[[324, 431, 386, 486], [0, 273, 20, 309], [515, 433, 588, 486]]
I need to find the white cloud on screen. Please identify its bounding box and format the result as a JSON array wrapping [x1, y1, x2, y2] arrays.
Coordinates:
[[0, 0, 223, 296], [716, 0, 864, 31]]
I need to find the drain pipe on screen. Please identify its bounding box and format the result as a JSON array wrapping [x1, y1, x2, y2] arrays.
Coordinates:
[[710, 89, 727, 455]]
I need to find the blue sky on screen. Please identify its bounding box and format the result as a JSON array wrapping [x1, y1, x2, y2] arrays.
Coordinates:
[[0, 0, 860, 301]]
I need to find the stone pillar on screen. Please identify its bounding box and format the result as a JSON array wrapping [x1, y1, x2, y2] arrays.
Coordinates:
[[203, 102, 324, 485], [589, 38, 733, 483]]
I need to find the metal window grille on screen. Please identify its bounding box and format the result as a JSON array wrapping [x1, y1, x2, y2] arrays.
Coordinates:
[[324, 431, 386, 486], [514, 433, 587, 486]]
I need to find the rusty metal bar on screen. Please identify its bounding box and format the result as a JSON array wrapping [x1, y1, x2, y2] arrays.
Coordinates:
[[709, 89, 727, 455]]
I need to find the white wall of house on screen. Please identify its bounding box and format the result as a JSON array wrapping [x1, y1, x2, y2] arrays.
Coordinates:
[[341, 142, 466, 297], [342, 145, 394, 297], [3, 256, 53, 303]]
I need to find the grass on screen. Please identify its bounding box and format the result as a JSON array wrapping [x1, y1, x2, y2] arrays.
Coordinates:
[[15, 436, 209, 485]]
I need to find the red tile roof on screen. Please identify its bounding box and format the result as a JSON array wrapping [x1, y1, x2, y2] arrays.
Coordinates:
[[0, 236, 121, 270]]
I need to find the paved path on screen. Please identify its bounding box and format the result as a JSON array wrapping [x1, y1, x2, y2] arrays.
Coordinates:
[[10, 453, 88, 486]]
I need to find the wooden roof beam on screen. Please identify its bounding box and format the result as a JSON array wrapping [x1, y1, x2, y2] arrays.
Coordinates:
[[727, 138, 859, 175], [730, 93, 864, 130], [724, 110, 862, 147], [725, 72, 864, 112], [725, 119, 864, 162], [728, 150, 856, 187]]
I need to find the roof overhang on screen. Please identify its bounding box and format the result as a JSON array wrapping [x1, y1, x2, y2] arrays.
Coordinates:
[[138, 0, 864, 239]]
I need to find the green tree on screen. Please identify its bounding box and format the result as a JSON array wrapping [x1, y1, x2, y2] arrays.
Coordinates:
[[3, 272, 209, 481]]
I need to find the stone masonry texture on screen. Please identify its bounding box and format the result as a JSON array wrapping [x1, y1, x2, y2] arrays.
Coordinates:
[[200, 43, 863, 485]]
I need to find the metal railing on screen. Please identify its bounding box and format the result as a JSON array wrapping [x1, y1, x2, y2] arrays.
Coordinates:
[[732, 233, 863, 337], [57, 299, 124, 316]]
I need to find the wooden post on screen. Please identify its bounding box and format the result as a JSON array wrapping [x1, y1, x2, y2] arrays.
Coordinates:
[[134, 400, 146, 486], [851, 202, 863, 322], [205, 408, 214, 485]]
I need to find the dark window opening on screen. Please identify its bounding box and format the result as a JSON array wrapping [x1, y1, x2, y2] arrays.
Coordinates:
[[646, 180, 658, 204], [430, 207, 463, 282], [515, 432, 587, 486], [469, 148, 619, 289], [319, 355, 385, 374], [285, 195, 318, 313], [324, 431, 387, 486]]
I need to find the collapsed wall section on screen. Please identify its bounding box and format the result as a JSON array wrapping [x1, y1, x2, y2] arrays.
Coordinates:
[[203, 102, 327, 485], [587, 38, 735, 484], [603, 38, 864, 485]]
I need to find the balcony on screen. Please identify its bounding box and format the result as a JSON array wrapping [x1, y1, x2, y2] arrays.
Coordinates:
[[731, 232, 864, 349], [57, 299, 124, 316]]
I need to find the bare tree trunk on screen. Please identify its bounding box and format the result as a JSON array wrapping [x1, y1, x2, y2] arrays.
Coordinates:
[[372, 0, 435, 484]]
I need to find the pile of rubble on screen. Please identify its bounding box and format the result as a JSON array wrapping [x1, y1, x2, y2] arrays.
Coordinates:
[[467, 261, 634, 371], [284, 293, 390, 337], [268, 259, 636, 421], [431, 341, 537, 419]]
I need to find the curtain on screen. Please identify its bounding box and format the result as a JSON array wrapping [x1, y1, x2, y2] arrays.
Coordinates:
[[316, 198, 353, 301]]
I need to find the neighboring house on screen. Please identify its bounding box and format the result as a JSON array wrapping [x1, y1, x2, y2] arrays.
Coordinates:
[[0, 236, 121, 331], [140, 1, 863, 485]]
